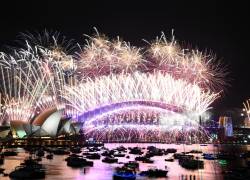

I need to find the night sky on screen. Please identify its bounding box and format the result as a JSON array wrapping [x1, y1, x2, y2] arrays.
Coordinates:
[[0, 1, 249, 110]]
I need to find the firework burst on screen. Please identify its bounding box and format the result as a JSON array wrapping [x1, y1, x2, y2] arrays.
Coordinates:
[[0, 29, 228, 141], [243, 99, 250, 121]]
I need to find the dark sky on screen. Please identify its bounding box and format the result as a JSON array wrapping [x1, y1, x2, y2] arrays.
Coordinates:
[[0, 1, 249, 110]]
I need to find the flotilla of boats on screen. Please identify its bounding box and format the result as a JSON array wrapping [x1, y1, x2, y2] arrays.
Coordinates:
[[0, 145, 249, 179]]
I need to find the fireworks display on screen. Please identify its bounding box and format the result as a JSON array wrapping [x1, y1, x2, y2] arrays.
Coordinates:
[[243, 99, 250, 120], [0, 29, 227, 141]]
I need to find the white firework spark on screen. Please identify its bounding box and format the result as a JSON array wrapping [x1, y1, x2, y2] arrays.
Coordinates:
[[63, 72, 219, 116], [0, 46, 67, 123], [243, 99, 250, 120]]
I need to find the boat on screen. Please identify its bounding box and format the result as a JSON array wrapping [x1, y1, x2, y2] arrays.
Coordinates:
[[114, 152, 126, 157], [66, 156, 93, 167], [135, 156, 147, 161], [179, 158, 204, 169], [203, 153, 217, 160], [10, 158, 45, 179], [165, 158, 174, 162], [146, 146, 164, 156], [129, 147, 143, 155], [113, 167, 136, 180], [189, 150, 202, 154], [65, 154, 83, 161], [46, 154, 53, 159], [53, 148, 70, 155], [147, 146, 156, 151], [88, 147, 100, 152], [142, 158, 154, 164], [9, 165, 45, 179], [21, 157, 43, 168], [116, 146, 127, 152], [147, 149, 164, 156], [0, 157, 4, 165], [70, 147, 82, 154], [166, 148, 177, 153], [139, 169, 168, 177], [101, 150, 114, 156], [36, 149, 45, 157], [145, 152, 154, 158], [86, 153, 101, 159], [2, 150, 18, 156], [173, 153, 193, 159], [102, 157, 118, 163], [124, 161, 139, 170]]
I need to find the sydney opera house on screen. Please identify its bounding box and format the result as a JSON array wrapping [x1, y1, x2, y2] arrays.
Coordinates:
[[0, 30, 227, 142], [0, 107, 83, 139]]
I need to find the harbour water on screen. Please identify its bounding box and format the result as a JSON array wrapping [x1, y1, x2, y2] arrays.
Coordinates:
[[1, 143, 249, 180]]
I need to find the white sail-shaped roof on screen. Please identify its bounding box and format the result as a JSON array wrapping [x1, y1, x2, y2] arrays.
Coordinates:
[[40, 110, 62, 137]]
